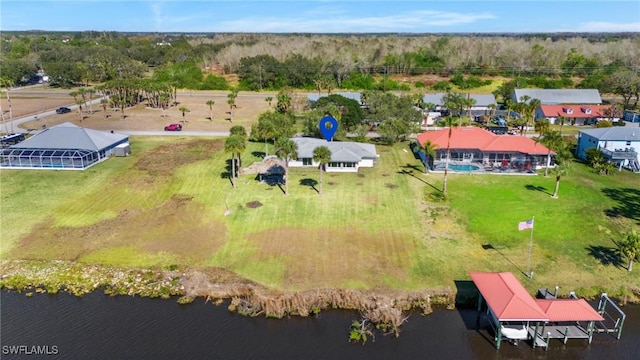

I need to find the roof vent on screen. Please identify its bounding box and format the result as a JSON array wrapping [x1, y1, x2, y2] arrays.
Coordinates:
[[582, 107, 592, 114], [564, 107, 574, 115]]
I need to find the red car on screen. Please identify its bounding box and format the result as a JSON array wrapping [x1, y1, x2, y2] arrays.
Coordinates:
[[164, 123, 182, 131]]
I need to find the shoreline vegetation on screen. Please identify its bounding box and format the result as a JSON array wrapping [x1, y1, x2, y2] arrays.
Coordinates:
[[0, 260, 455, 335], [2, 118, 639, 338], [2, 260, 638, 337]]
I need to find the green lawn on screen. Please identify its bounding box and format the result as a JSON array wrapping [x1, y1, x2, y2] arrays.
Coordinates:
[[1, 136, 638, 298]]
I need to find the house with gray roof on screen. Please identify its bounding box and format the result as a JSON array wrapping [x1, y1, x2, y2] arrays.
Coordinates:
[[576, 127, 640, 173], [512, 89, 602, 105], [0, 122, 129, 170], [289, 137, 378, 172], [422, 93, 497, 111]]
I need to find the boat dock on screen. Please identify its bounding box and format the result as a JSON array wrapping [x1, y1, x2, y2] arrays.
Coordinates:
[[469, 272, 626, 350]]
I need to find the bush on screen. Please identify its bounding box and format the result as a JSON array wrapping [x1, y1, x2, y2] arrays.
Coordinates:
[[432, 81, 451, 91], [199, 74, 229, 90], [414, 81, 425, 88]]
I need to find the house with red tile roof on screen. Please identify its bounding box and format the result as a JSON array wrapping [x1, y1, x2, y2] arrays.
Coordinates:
[[416, 127, 555, 172], [536, 104, 614, 126]]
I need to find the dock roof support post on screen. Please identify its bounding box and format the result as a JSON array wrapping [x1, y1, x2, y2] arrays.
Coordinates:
[[533, 322, 540, 348], [496, 321, 502, 349], [476, 294, 483, 330], [563, 326, 569, 344], [545, 332, 551, 351], [588, 321, 594, 344], [617, 314, 625, 340]]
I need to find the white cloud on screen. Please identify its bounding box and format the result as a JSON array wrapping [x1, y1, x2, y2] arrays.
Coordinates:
[[209, 10, 496, 32], [575, 21, 640, 32]]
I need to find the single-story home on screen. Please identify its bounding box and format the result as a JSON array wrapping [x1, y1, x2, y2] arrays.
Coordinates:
[[420, 93, 497, 125], [0, 122, 129, 170], [536, 104, 614, 126], [416, 127, 555, 171], [289, 137, 378, 172], [422, 93, 497, 110], [576, 127, 640, 172], [511, 89, 602, 105]]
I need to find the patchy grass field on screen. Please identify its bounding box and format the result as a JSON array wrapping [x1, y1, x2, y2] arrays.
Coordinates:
[[1, 135, 639, 297], [13, 89, 301, 134]]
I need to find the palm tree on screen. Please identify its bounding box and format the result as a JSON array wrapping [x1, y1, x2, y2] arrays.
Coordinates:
[[76, 100, 84, 122], [100, 99, 109, 119], [159, 94, 169, 118], [178, 106, 190, 121], [312, 146, 332, 195], [313, 77, 323, 95], [540, 130, 564, 177], [504, 98, 514, 124], [224, 135, 244, 188], [229, 125, 247, 168], [265, 96, 273, 107], [619, 229, 640, 272], [254, 113, 277, 156], [0, 77, 14, 133], [487, 103, 496, 120], [87, 88, 96, 114], [276, 90, 292, 114], [206, 100, 215, 120], [442, 92, 466, 126], [534, 118, 550, 137], [442, 116, 454, 194], [551, 146, 571, 199], [227, 89, 238, 122], [275, 137, 298, 196], [557, 116, 567, 136], [421, 140, 438, 174], [527, 98, 541, 134]]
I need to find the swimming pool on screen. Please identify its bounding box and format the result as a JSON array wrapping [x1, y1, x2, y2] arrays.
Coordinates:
[[434, 164, 480, 172]]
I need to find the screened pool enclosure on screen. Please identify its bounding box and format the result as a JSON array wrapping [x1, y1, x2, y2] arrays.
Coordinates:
[[0, 122, 129, 170], [0, 148, 101, 169]]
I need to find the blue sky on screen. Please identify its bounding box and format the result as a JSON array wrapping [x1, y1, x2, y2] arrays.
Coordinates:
[[1, 1, 639, 33]]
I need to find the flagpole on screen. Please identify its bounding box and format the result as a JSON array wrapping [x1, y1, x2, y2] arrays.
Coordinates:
[[526, 216, 535, 279]]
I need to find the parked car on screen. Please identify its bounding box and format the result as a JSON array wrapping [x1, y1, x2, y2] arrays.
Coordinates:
[[164, 123, 182, 131], [56, 107, 71, 114]]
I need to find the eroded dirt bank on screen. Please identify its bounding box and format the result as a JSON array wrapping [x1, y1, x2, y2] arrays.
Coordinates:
[[0, 260, 456, 331]]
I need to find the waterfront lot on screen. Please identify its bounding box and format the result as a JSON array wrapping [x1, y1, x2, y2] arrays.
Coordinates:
[[1, 136, 638, 299]]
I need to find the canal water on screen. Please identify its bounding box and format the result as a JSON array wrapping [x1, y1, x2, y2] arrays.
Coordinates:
[[1, 290, 638, 359]]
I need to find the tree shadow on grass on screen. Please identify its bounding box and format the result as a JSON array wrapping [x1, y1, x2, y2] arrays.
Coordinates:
[[482, 244, 528, 278], [602, 187, 640, 225], [300, 178, 318, 193], [585, 245, 622, 268], [252, 151, 266, 159], [398, 165, 440, 192], [525, 184, 552, 196]]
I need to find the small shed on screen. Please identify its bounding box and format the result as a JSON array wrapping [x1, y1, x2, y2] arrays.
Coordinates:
[[114, 143, 131, 157]]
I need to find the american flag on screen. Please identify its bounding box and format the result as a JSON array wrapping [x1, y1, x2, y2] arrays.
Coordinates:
[[518, 219, 534, 231]]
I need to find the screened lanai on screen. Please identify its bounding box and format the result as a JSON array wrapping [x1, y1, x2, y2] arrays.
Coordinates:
[[0, 148, 100, 169], [0, 122, 129, 170]]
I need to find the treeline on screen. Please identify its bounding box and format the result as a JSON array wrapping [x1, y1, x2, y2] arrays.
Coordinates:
[[1, 32, 639, 104]]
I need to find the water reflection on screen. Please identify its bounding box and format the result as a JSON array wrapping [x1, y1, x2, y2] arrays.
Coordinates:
[[1, 291, 637, 360]]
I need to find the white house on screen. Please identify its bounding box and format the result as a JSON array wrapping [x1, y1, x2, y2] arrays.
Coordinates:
[[576, 127, 640, 172], [289, 137, 378, 172]]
